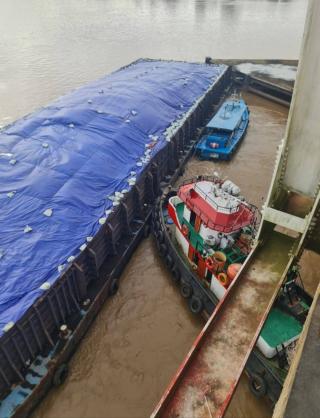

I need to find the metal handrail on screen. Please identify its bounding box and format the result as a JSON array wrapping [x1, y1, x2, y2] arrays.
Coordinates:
[[176, 176, 260, 233], [193, 182, 239, 214]]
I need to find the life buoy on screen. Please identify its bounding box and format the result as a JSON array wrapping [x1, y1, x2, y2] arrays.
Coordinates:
[[210, 142, 219, 149], [227, 263, 242, 281], [218, 272, 229, 287], [181, 224, 189, 237]]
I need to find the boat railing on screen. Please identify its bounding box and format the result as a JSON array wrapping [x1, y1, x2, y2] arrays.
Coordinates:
[[193, 182, 239, 214], [181, 176, 244, 215], [180, 175, 219, 187], [184, 198, 257, 234], [179, 177, 260, 233]]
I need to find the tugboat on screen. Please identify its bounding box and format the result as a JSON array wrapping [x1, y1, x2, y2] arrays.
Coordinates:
[[152, 175, 311, 403], [166, 175, 257, 303], [195, 95, 249, 160]]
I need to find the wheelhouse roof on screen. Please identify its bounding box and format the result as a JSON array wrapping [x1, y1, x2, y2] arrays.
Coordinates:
[[206, 99, 247, 132], [178, 182, 254, 233]]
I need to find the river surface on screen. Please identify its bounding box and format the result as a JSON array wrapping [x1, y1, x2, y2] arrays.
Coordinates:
[[0, 0, 308, 128], [1, 1, 315, 418]]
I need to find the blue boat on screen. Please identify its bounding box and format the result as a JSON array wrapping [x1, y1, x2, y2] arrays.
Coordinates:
[[195, 96, 249, 160]]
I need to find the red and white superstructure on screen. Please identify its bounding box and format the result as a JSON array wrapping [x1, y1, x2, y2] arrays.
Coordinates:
[[167, 176, 256, 299]]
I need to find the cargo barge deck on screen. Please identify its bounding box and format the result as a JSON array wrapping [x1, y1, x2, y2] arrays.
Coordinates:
[[0, 59, 293, 418]]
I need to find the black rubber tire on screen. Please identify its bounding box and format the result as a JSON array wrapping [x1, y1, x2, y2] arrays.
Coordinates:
[[165, 254, 174, 269], [154, 220, 160, 232], [189, 295, 203, 315], [157, 242, 167, 257], [152, 210, 159, 222], [143, 224, 150, 238], [109, 278, 119, 296], [53, 363, 69, 387], [249, 373, 267, 398], [171, 266, 181, 283], [180, 281, 193, 299], [166, 190, 178, 200], [156, 230, 165, 244]]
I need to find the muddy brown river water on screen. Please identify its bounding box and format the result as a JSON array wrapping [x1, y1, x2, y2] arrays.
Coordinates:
[[33, 92, 320, 418], [2, 1, 317, 417]]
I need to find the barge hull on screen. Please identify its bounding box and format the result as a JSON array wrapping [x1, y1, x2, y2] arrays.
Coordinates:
[[0, 60, 231, 417], [0, 59, 295, 417]]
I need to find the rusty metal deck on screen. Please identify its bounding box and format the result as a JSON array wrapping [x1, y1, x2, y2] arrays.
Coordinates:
[[151, 231, 294, 418]]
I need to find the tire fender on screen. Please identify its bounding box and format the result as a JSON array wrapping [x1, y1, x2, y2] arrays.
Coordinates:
[[143, 224, 151, 238], [158, 243, 167, 257], [171, 266, 181, 283], [109, 278, 119, 296], [189, 295, 203, 314], [53, 363, 69, 387], [165, 254, 174, 269], [180, 281, 193, 299], [156, 230, 165, 244], [249, 373, 267, 398], [153, 220, 160, 233]]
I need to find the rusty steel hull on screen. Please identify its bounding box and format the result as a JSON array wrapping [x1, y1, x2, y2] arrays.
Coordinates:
[[0, 63, 231, 418], [0, 61, 294, 418]]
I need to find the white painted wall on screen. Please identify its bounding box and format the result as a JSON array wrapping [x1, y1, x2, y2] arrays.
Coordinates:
[[175, 228, 189, 257], [279, 0, 320, 197], [183, 205, 191, 223], [210, 275, 226, 300]]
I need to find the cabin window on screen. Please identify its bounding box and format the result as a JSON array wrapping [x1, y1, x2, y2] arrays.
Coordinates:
[[190, 210, 196, 227]]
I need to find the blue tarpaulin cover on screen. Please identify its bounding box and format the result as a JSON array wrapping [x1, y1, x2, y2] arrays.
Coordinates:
[[0, 59, 226, 335]]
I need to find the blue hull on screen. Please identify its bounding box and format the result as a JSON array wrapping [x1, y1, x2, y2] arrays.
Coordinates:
[[195, 98, 249, 160]]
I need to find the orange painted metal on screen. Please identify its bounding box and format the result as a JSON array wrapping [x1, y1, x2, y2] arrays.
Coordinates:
[[194, 215, 202, 233], [188, 245, 195, 261], [197, 257, 207, 279]]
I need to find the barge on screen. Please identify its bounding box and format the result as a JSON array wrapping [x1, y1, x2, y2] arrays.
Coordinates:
[[0, 59, 230, 417], [152, 179, 311, 403], [0, 58, 294, 417]]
